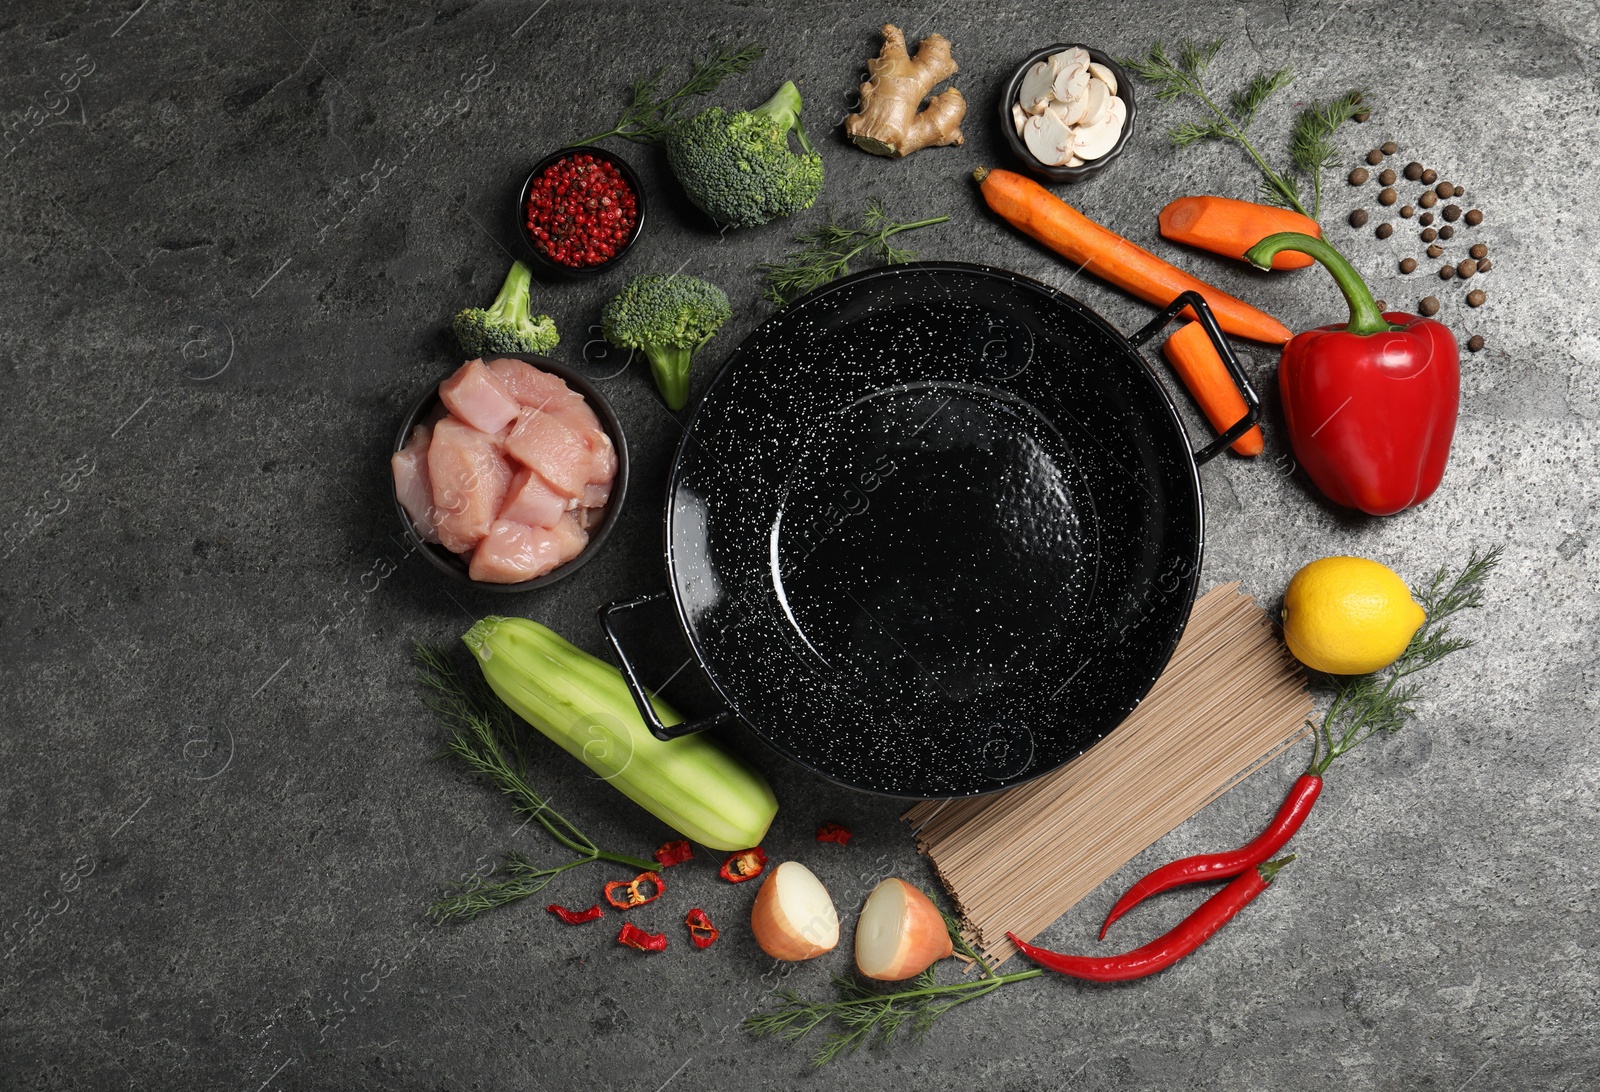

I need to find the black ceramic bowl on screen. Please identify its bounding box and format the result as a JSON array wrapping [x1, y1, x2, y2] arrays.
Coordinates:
[[392, 353, 629, 593], [515, 146, 646, 279], [998, 44, 1137, 183]]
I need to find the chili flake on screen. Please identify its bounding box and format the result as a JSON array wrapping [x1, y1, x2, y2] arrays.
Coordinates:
[[545, 903, 604, 925], [617, 921, 668, 953], [653, 839, 693, 868], [815, 822, 853, 846], [524, 152, 638, 269], [718, 847, 767, 883], [684, 908, 719, 949], [603, 870, 664, 910]]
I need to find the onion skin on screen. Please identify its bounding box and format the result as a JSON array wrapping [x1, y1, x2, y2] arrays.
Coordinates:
[[855, 878, 954, 981], [750, 862, 839, 961]]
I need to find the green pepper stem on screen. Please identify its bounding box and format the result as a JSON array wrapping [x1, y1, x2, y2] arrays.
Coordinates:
[[1243, 232, 1395, 335], [1258, 854, 1296, 884]]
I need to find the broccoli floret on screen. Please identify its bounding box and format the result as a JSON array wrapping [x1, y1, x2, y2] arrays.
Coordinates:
[[600, 274, 731, 410], [664, 81, 824, 229], [452, 260, 559, 356]]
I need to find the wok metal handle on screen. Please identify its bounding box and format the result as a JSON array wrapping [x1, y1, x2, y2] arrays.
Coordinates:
[[596, 592, 735, 741], [1126, 290, 1262, 465]]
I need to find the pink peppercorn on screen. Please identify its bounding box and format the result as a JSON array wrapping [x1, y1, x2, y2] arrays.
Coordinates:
[[525, 154, 637, 268]]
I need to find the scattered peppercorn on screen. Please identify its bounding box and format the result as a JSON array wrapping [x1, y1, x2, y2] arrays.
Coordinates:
[[1438, 225, 1454, 240], [1379, 187, 1397, 205], [1374, 298, 1387, 310], [1452, 183, 1465, 197], [1376, 223, 1393, 239], [1366, 148, 1384, 165], [1467, 335, 1485, 352], [1349, 208, 1369, 227], [1381, 141, 1398, 155], [1421, 228, 1438, 242], [1457, 258, 1479, 278], [1353, 110, 1371, 122], [1420, 296, 1441, 316], [1439, 264, 1455, 280], [1465, 208, 1483, 225], [1469, 242, 1487, 259], [1442, 204, 1462, 222], [1419, 191, 1438, 208], [1378, 168, 1397, 185], [1349, 167, 1370, 185], [1477, 257, 1492, 272], [1466, 288, 1486, 306], [1421, 168, 1438, 184], [1419, 211, 1435, 226], [1427, 243, 1444, 257], [1404, 161, 1423, 180], [1434, 181, 1452, 199], [1400, 257, 1418, 274], [1400, 204, 1415, 218]]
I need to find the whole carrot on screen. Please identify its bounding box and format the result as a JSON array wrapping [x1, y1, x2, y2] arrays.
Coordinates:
[[1009, 856, 1293, 982], [1162, 321, 1264, 456], [1159, 195, 1321, 270], [1098, 775, 1320, 938], [973, 166, 1292, 345]]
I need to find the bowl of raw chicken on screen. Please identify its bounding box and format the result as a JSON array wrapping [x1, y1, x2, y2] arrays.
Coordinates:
[[390, 354, 627, 591]]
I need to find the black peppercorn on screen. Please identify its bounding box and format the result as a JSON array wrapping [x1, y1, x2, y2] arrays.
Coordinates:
[[1349, 167, 1370, 185], [1457, 259, 1478, 278], [1419, 191, 1438, 208], [1421, 168, 1438, 184], [1442, 204, 1462, 222], [1381, 141, 1398, 155], [1467, 335, 1485, 351], [1378, 168, 1397, 185], [1400, 205, 1415, 218], [1435, 181, 1453, 198], [1421, 228, 1438, 242], [1376, 223, 1393, 239], [1366, 148, 1384, 165], [1349, 208, 1369, 227], [1419, 211, 1435, 226], [1438, 225, 1455, 240], [1469, 243, 1488, 260], [1404, 161, 1423, 180], [1452, 183, 1465, 197], [1477, 257, 1492, 272], [1427, 243, 1444, 258], [1420, 296, 1441, 316], [1439, 264, 1455, 280], [1378, 187, 1397, 205], [1353, 110, 1371, 122], [1465, 208, 1483, 226], [1400, 258, 1417, 273]]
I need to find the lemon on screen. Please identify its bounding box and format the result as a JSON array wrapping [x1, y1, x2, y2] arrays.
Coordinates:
[[1280, 556, 1426, 675]]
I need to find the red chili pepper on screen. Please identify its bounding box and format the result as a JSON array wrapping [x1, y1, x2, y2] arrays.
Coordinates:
[[815, 822, 852, 846], [545, 902, 604, 925], [1244, 233, 1459, 516], [718, 847, 767, 883], [684, 908, 719, 949], [1009, 857, 1294, 982], [653, 839, 693, 868], [603, 870, 665, 910], [617, 921, 668, 952], [1099, 774, 1321, 938]]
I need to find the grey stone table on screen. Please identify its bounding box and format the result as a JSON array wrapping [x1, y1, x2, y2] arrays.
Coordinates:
[[2, 2, 1595, 1089]]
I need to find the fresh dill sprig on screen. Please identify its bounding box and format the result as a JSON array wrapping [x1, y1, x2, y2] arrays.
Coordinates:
[[1118, 38, 1365, 220], [743, 900, 1039, 1064], [414, 644, 656, 922], [571, 43, 766, 146], [759, 202, 949, 305], [1309, 547, 1501, 774]]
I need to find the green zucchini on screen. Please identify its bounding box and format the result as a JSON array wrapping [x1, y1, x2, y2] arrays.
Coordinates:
[[462, 616, 777, 851]]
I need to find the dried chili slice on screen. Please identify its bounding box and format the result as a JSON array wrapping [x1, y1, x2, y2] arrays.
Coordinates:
[[617, 921, 668, 952], [653, 839, 693, 868], [718, 846, 767, 883], [603, 870, 665, 909], [545, 903, 604, 925], [684, 908, 719, 949], [815, 822, 853, 846]]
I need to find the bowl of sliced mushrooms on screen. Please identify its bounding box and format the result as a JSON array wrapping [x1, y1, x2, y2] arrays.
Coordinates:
[[1000, 44, 1135, 182]]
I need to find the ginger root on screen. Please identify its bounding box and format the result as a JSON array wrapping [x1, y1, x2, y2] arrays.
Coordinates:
[[844, 25, 967, 158]]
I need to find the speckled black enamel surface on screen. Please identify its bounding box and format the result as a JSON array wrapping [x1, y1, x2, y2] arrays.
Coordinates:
[[663, 263, 1204, 797]]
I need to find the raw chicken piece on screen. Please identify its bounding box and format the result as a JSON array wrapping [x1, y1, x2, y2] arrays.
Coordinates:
[[580, 480, 611, 509], [391, 424, 440, 542], [500, 466, 577, 528], [428, 416, 513, 554], [466, 514, 590, 584], [439, 358, 521, 434], [550, 397, 618, 483], [502, 407, 597, 498], [485, 358, 584, 412]]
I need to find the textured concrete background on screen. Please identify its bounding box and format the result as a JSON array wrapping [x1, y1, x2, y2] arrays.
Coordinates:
[[2, 1, 1596, 1089]]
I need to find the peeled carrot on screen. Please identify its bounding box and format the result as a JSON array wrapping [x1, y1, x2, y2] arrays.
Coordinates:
[[973, 167, 1292, 346], [1159, 196, 1321, 270], [1162, 321, 1263, 456]]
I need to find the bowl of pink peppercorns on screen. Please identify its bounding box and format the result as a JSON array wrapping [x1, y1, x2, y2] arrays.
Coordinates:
[[516, 146, 645, 278]]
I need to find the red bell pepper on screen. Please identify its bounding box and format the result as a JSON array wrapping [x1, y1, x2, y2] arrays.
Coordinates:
[[1244, 233, 1458, 516]]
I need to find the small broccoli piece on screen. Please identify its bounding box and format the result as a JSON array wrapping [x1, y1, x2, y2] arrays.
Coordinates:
[[452, 260, 559, 356], [600, 274, 731, 410], [664, 81, 824, 229]]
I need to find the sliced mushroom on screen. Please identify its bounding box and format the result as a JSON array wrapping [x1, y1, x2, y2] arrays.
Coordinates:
[[1022, 110, 1074, 167], [1011, 101, 1028, 137], [1079, 79, 1111, 128], [1019, 61, 1055, 112], [1087, 62, 1119, 97], [1065, 155, 1085, 167], [1044, 92, 1087, 128], [1051, 60, 1089, 103], [1047, 47, 1090, 74], [1073, 96, 1126, 160]]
